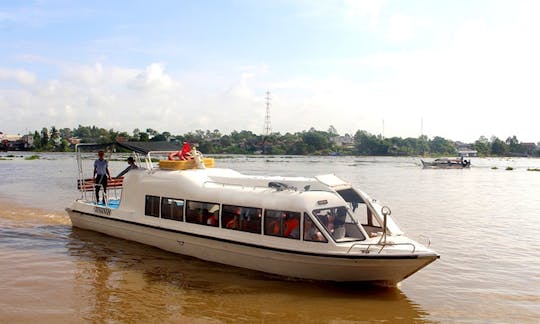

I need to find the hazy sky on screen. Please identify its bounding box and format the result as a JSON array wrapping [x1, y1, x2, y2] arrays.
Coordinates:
[[1, 0, 539, 142]]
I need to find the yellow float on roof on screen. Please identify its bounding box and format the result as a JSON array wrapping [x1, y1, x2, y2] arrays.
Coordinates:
[[159, 158, 215, 170]]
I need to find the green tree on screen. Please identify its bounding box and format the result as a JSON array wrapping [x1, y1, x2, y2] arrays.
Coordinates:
[[60, 139, 70, 152], [429, 136, 456, 155], [139, 132, 149, 142], [33, 131, 42, 150], [132, 128, 141, 141], [417, 135, 430, 155], [302, 130, 329, 151], [491, 136, 509, 156], [354, 130, 389, 155], [473, 136, 491, 156], [220, 135, 232, 147], [40, 127, 51, 150], [49, 126, 61, 150], [506, 135, 525, 155], [146, 128, 158, 137], [327, 125, 338, 137], [59, 127, 73, 140], [150, 133, 167, 141]]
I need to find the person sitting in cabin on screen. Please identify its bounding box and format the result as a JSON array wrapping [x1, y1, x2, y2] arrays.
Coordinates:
[[304, 218, 326, 242], [265, 212, 283, 236], [244, 209, 262, 233], [226, 208, 241, 229], [326, 211, 336, 233], [283, 212, 300, 239], [206, 205, 219, 226], [116, 157, 138, 177], [207, 212, 218, 226], [332, 208, 347, 240], [93, 150, 111, 204]]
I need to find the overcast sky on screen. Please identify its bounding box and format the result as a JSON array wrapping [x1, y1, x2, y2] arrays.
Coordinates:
[[1, 0, 539, 142]]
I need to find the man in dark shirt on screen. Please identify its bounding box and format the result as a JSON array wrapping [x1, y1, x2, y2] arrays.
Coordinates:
[[116, 157, 139, 177]]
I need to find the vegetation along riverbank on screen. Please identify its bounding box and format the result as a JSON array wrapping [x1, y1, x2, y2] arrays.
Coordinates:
[[1, 125, 539, 157]]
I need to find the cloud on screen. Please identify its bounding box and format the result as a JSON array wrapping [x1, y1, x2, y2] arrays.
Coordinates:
[[2, 0, 540, 144], [385, 13, 430, 42], [226, 72, 255, 98], [128, 63, 179, 91], [0, 68, 36, 85], [343, 0, 387, 30]]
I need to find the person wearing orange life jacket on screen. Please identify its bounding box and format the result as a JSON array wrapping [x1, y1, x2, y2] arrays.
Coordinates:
[[207, 214, 218, 226], [265, 211, 283, 236], [226, 208, 241, 229], [283, 212, 300, 238]]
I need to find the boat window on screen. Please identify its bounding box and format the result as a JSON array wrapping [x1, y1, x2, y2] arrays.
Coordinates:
[[222, 205, 262, 233], [144, 195, 160, 217], [336, 188, 364, 205], [264, 209, 301, 240], [303, 213, 328, 243], [313, 206, 366, 242], [161, 198, 184, 221], [186, 200, 220, 226], [353, 203, 382, 229]]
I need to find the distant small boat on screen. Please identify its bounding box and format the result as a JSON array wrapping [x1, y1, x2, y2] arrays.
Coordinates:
[[421, 157, 471, 169]]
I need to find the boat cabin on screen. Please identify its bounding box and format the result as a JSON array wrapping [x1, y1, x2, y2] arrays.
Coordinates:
[[74, 144, 402, 249]]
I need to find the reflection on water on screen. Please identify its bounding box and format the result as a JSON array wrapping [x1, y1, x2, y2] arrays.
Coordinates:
[[0, 203, 428, 322], [67, 228, 427, 323], [1, 154, 540, 322]]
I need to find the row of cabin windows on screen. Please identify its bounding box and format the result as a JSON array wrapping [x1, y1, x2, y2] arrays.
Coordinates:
[[144, 195, 327, 243]]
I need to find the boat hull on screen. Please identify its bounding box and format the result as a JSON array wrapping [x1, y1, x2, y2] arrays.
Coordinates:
[[421, 160, 470, 169], [67, 208, 438, 284]]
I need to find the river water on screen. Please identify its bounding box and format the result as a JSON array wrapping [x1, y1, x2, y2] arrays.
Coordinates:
[[0, 153, 539, 323]]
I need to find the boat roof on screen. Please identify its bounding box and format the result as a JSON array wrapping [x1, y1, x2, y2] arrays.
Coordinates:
[[76, 141, 180, 154], [157, 167, 336, 193]]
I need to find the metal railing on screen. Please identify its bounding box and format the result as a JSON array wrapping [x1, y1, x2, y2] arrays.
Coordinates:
[[346, 242, 417, 254], [75, 143, 125, 206], [79, 181, 123, 206]]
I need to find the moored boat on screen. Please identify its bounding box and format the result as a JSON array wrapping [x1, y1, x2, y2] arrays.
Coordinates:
[[67, 143, 439, 284]]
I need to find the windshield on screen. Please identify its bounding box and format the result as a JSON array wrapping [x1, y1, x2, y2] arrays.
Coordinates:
[[313, 206, 366, 242]]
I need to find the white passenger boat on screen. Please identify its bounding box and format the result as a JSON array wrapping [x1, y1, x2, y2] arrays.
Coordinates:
[[67, 143, 439, 284]]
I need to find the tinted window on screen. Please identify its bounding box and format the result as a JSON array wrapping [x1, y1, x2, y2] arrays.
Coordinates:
[[161, 198, 184, 221], [186, 200, 220, 226], [336, 188, 364, 204], [222, 205, 261, 233], [145, 195, 160, 217], [313, 207, 365, 242], [303, 213, 327, 243], [264, 209, 300, 239]]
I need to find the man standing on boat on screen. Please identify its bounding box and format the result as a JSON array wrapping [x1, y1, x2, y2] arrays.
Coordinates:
[[94, 150, 111, 204], [116, 156, 138, 177]]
